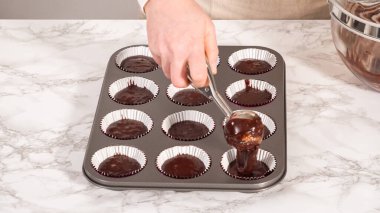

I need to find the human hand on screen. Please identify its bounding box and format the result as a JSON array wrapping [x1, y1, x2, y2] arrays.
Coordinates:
[[145, 0, 218, 88]]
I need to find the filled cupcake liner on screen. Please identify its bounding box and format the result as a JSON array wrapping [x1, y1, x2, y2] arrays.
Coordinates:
[[156, 145, 211, 179], [162, 110, 215, 141], [223, 110, 276, 140], [220, 148, 276, 180], [108, 76, 159, 105], [166, 84, 212, 106], [115, 45, 158, 73], [91, 145, 147, 177], [225, 79, 277, 107], [228, 48, 277, 74], [100, 109, 153, 140]]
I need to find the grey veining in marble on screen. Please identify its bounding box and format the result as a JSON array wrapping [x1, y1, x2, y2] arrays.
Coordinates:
[[0, 20, 379, 213]]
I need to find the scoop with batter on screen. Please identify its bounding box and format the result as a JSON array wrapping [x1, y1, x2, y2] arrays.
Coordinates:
[[224, 110, 268, 177]]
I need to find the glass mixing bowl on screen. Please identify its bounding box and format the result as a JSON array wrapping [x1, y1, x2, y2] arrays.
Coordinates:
[[329, 0, 380, 91]]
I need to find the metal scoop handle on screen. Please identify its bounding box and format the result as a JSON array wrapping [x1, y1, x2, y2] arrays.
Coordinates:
[[187, 62, 233, 117]]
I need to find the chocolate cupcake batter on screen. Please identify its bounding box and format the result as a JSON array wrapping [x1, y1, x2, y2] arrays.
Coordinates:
[[233, 59, 272, 74], [263, 126, 271, 139], [346, 2, 380, 23], [224, 121, 271, 139], [167, 121, 210, 140], [227, 159, 269, 178], [231, 80, 273, 106], [119, 55, 158, 73], [161, 154, 206, 178], [106, 119, 148, 139], [97, 154, 141, 177], [224, 111, 269, 178], [172, 89, 210, 106], [114, 81, 154, 105]]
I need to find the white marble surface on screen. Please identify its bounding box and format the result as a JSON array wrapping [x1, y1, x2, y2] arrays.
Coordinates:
[[0, 20, 379, 213]]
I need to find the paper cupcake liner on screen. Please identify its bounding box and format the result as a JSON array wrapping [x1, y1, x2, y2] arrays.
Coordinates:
[[162, 110, 215, 141], [100, 109, 153, 140], [166, 84, 212, 106], [225, 79, 277, 107], [220, 148, 276, 180], [228, 48, 277, 75], [156, 145, 211, 179], [108, 76, 159, 105], [91, 145, 147, 177], [115, 45, 158, 73], [223, 110, 276, 140]]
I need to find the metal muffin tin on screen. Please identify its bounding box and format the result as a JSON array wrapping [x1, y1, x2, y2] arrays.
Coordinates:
[[82, 45, 287, 192]]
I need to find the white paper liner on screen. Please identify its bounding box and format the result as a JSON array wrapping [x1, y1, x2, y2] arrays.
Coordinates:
[[91, 145, 147, 177], [161, 110, 215, 141], [100, 109, 153, 139], [220, 148, 276, 180], [223, 110, 276, 140], [156, 145, 211, 179], [108, 76, 159, 105], [166, 84, 212, 106], [115, 45, 158, 73], [225, 79, 277, 106], [228, 48, 277, 74]]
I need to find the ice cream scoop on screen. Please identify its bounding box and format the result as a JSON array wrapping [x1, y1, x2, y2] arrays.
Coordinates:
[[187, 61, 233, 117], [223, 110, 264, 149]]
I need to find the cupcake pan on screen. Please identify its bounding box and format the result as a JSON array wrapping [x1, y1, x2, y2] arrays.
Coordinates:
[[83, 45, 287, 192]]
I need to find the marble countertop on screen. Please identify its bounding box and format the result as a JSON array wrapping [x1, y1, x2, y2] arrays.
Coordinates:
[[0, 20, 379, 213]]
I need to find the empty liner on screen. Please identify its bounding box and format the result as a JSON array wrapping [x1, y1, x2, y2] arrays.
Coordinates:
[[108, 76, 159, 105], [156, 145, 211, 179], [228, 48, 277, 75], [221, 148, 276, 180], [91, 145, 147, 177], [162, 110, 215, 141], [101, 109, 153, 140]]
